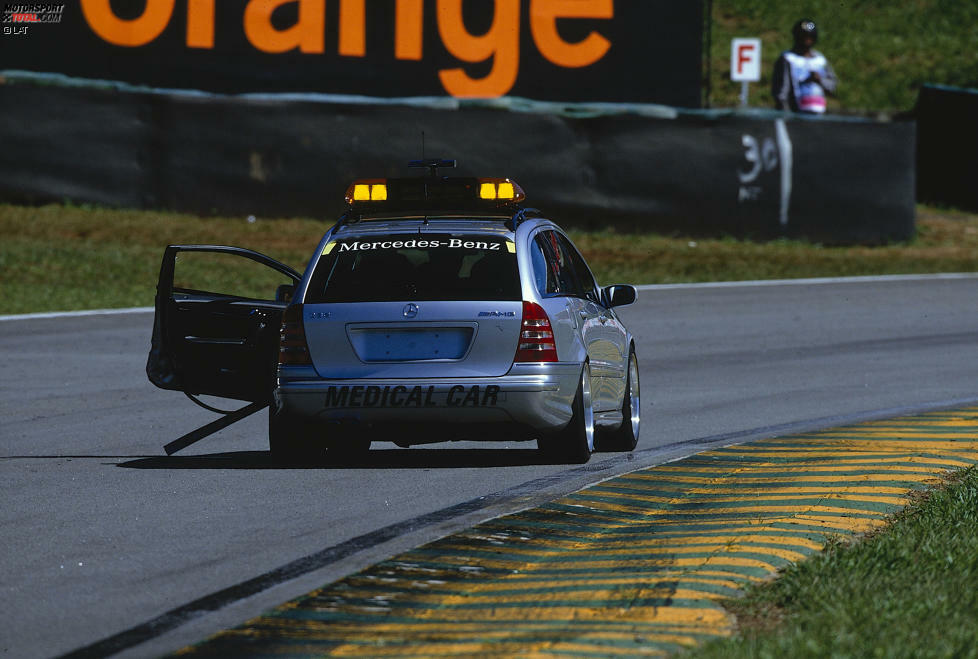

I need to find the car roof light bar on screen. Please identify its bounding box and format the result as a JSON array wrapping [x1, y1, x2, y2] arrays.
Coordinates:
[[344, 177, 525, 209], [339, 160, 532, 227]]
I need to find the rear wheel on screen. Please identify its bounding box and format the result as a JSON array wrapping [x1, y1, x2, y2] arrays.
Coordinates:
[[538, 364, 594, 464], [598, 348, 640, 451], [268, 407, 325, 462]]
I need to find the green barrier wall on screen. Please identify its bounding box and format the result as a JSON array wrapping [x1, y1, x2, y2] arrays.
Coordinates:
[[0, 79, 915, 244]]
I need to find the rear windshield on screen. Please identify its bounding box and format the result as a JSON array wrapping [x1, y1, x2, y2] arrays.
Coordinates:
[[305, 233, 520, 303]]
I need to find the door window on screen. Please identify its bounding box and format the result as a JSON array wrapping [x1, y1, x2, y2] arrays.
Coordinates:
[[172, 250, 295, 301], [557, 234, 601, 304], [534, 231, 582, 297], [528, 235, 555, 295]]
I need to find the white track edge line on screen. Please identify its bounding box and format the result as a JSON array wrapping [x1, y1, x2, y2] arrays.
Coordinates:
[[0, 306, 155, 322], [635, 272, 978, 291]]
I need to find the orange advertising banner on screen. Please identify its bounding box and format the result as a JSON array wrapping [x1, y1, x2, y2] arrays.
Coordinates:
[[2, 0, 703, 105]]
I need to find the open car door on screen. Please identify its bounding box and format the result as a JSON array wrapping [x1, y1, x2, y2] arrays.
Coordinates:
[[147, 245, 302, 404]]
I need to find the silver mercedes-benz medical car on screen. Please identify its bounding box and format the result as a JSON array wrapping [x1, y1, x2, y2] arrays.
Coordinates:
[[147, 161, 639, 464]]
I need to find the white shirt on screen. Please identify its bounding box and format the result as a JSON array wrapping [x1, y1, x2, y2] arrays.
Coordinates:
[[781, 50, 831, 113]]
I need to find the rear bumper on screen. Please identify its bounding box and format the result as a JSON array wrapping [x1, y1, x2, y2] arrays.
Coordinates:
[[274, 362, 582, 435]]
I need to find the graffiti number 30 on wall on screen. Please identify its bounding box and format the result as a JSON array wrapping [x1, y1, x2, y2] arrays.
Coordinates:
[[737, 119, 793, 227], [738, 134, 778, 184]]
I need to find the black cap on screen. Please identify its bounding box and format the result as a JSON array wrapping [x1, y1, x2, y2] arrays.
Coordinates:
[[792, 19, 818, 42]]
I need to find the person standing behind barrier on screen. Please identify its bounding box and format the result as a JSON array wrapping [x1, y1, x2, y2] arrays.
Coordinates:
[[772, 20, 837, 113]]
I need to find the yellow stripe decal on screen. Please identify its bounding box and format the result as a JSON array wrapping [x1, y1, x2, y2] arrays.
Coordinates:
[[179, 407, 978, 657]]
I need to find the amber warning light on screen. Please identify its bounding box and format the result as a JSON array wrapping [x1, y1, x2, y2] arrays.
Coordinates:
[[346, 179, 388, 203], [478, 179, 520, 201]]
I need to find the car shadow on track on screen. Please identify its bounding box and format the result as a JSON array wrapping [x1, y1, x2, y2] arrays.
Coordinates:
[[116, 447, 568, 470]]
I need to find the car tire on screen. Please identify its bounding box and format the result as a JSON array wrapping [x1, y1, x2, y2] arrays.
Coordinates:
[[268, 407, 324, 462], [598, 347, 640, 452], [538, 363, 594, 464]]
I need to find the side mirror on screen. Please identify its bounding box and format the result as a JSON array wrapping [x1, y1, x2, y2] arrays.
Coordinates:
[[275, 284, 295, 304], [603, 284, 637, 308]]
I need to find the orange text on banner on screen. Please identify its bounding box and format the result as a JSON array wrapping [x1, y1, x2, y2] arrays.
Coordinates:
[[79, 0, 615, 98]]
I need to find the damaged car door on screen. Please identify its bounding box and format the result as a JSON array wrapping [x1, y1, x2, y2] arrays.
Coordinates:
[[147, 245, 301, 403]]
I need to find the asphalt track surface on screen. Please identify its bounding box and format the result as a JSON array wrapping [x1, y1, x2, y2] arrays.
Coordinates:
[[1, 276, 976, 658]]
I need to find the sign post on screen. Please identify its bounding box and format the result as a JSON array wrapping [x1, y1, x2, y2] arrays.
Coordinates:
[[731, 38, 762, 107]]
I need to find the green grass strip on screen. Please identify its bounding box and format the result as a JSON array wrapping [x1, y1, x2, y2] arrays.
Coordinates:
[[690, 467, 978, 658], [2, 202, 977, 315]]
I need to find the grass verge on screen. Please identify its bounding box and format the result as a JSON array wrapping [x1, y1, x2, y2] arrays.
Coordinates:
[[688, 466, 978, 658], [0, 203, 976, 315]]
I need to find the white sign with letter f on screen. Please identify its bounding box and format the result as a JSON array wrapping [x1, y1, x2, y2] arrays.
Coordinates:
[[731, 38, 762, 81], [731, 38, 761, 107]]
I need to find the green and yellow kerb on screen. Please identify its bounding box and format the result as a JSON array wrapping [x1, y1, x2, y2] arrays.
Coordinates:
[[177, 407, 978, 657]]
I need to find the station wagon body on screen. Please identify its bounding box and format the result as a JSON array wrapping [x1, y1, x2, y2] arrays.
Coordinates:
[[147, 163, 640, 463]]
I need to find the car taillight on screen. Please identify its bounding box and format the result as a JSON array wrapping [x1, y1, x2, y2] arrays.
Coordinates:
[[515, 301, 558, 363], [279, 304, 311, 366]]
